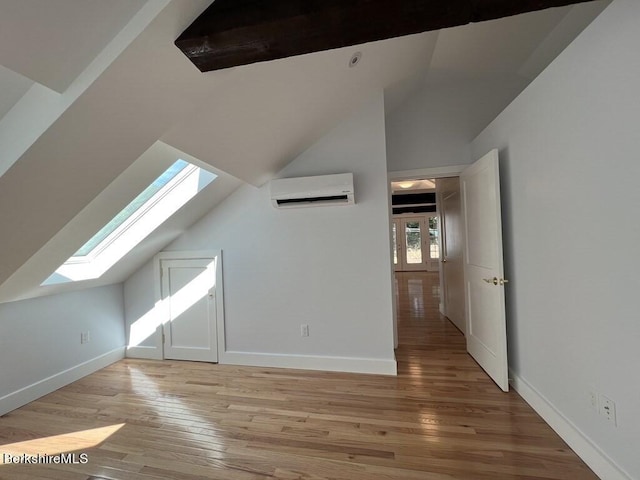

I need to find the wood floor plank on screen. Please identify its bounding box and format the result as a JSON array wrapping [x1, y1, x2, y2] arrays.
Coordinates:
[[0, 272, 599, 479]]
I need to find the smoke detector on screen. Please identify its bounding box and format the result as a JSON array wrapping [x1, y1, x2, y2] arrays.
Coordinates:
[[349, 51, 362, 68]]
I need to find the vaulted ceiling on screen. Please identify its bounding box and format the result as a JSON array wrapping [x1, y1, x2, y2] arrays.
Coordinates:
[[174, 0, 599, 72], [0, 0, 610, 302]]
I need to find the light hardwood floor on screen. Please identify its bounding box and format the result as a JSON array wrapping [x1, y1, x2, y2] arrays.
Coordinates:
[[0, 272, 598, 479]]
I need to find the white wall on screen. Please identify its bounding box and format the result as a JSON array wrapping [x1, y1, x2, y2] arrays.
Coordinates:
[[124, 260, 157, 351], [472, 1, 638, 478], [384, 75, 528, 172], [385, 83, 472, 172], [124, 92, 397, 374], [0, 285, 125, 415]]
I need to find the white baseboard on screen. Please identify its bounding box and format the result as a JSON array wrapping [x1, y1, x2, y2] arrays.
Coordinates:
[[126, 344, 162, 360], [0, 347, 125, 417], [222, 351, 397, 375], [510, 371, 632, 480]]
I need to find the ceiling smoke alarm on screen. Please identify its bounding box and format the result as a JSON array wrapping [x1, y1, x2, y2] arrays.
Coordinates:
[[349, 52, 362, 68]]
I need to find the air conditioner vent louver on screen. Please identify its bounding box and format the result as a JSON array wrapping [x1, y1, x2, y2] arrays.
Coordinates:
[[270, 173, 354, 209]]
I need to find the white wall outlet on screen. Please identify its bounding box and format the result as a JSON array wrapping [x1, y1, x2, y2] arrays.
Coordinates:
[[588, 391, 598, 412], [599, 395, 616, 426], [300, 324, 309, 337], [80, 331, 90, 344]]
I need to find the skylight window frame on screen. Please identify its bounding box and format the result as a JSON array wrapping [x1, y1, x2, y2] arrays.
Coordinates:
[[43, 159, 217, 285], [66, 163, 199, 264]]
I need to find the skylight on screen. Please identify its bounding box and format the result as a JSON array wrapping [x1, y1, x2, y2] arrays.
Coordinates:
[[43, 159, 216, 285], [73, 160, 190, 257]]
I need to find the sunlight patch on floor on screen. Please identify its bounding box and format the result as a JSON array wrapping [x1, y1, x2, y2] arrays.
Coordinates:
[[0, 423, 125, 463]]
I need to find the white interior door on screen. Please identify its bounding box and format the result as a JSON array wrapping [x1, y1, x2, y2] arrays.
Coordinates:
[[461, 149, 509, 391], [438, 178, 466, 334], [161, 257, 218, 362]]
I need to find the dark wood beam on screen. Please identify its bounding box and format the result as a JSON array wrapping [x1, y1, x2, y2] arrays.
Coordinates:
[[176, 0, 597, 72]]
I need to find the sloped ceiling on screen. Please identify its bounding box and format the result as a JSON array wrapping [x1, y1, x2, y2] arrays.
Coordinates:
[[0, 0, 610, 302], [386, 0, 611, 139], [162, 31, 439, 186], [0, 141, 242, 303], [0, 0, 147, 92], [0, 65, 31, 118]]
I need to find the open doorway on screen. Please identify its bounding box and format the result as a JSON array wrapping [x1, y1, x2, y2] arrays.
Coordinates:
[[389, 151, 509, 392], [390, 179, 440, 273], [389, 167, 466, 339]]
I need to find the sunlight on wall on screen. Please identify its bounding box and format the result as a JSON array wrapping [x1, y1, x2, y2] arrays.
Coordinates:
[[166, 261, 216, 319], [128, 300, 163, 348], [127, 259, 216, 348]]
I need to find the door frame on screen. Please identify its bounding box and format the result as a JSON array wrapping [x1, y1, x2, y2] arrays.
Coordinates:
[[388, 165, 467, 354], [389, 167, 466, 277], [154, 250, 226, 362], [390, 162, 509, 391], [387, 168, 471, 334]]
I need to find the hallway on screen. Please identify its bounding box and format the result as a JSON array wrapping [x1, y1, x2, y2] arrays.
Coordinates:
[[393, 271, 598, 479], [395, 271, 483, 383]]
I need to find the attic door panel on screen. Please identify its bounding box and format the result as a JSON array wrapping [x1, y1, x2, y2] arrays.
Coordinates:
[[162, 258, 217, 362]]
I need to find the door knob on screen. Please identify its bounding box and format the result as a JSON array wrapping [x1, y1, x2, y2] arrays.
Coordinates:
[[442, 258, 447, 263], [483, 277, 509, 286]]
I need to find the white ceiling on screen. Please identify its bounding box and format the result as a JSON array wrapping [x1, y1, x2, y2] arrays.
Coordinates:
[[429, 8, 570, 80], [0, 141, 242, 303], [0, 0, 147, 92], [387, 0, 611, 139], [0, 64, 32, 118], [0, 0, 611, 302], [162, 31, 439, 186]]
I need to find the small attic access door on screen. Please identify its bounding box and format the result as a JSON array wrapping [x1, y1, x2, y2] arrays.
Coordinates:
[[157, 251, 224, 363]]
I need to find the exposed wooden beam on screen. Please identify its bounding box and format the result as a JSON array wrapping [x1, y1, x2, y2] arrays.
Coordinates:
[[175, 0, 597, 72]]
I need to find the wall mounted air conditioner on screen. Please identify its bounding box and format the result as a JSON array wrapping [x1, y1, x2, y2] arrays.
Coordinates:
[[270, 173, 355, 208]]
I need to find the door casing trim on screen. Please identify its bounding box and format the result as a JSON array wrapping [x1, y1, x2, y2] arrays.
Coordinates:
[[154, 250, 226, 363]]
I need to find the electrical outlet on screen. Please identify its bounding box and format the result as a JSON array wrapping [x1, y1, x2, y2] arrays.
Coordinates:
[[588, 391, 598, 412], [300, 324, 309, 337], [80, 331, 90, 344], [599, 395, 616, 426]]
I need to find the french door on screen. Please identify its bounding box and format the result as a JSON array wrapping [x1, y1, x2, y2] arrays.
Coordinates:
[[392, 215, 440, 272]]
